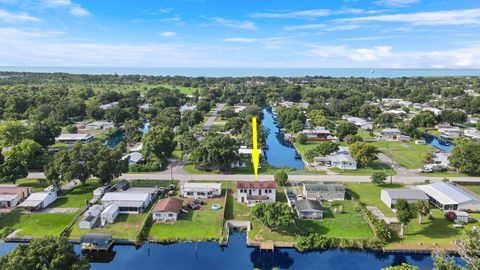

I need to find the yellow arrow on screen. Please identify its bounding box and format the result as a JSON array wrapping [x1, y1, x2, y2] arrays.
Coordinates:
[[252, 117, 259, 178]]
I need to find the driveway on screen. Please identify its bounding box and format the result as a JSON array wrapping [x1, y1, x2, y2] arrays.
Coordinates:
[[366, 206, 398, 224], [377, 153, 416, 176]]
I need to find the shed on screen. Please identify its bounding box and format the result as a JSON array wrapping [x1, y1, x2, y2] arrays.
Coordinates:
[[381, 189, 429, 209], [18, 192, 57, 210], [295, 199, 324, 219], [79, 214, 99, 229], [101, 204, 119, 226]]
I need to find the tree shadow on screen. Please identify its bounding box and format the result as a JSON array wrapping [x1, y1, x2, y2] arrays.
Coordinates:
[[250, 248, 295, 270]]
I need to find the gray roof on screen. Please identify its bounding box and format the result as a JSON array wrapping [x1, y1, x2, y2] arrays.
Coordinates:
[[304, 183, 345, 193], [382, 189, 428, 200], [295, 199, 323, 212], [417, 182, 480, 205]]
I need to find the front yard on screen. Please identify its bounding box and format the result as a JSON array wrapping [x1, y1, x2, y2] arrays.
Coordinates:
[[329, 161, 395, 176]]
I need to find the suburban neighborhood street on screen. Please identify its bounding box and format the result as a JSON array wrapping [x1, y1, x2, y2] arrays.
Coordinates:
[[27, 171, 480, 184]]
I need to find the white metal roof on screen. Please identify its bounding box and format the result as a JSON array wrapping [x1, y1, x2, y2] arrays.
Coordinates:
[[181, 182, 221, 190], [417, 182, 480, 205], [25, 192, 52, 201], [101, 192, 149, 202], [56, 133, 95, 140], [101, 204, 119, 215], [0, 194, 19, 201]]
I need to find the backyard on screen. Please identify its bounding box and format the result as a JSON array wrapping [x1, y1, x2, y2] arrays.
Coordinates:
[[347, 182, 405, 217], [370, 141, 435, 169], [69, 213, 147, 240]]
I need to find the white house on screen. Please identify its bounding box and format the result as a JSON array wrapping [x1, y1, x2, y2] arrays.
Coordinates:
[[180, 104, 197, 113], [422, 107, 442, 116], [180, 183, 222, 198], [464, 129, 480, 139], [295, 199, 324, 220], [417, 182, 480, 211], [313, 153, 357, 170], [152, 197, 184, 223], [86, 121, 115, 130], [18, 192, 57, 210], [55, 133, 95, 144], [380, 189, 429, 209], [375, 128, 411, 141], [237, 181, 277, 206], [100, 204, 119, 226], [342, 115, 373, 130], [300, 127, 337, 142], [101, 192, 152, 213]]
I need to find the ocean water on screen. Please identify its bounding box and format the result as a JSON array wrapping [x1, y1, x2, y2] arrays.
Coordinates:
[[1, 67, 480, 77]]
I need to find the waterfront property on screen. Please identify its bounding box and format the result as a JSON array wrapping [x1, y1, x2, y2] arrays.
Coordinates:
[[380, 189, 428, 209], [18, 191, 57, 210], [236, 181, 277, 206], [303, 183, 346, 201], [79, 205, 104, 229], [0, 186, 32, 208], [300, 126, 337, 142], [313, 153, 357, 170], [100, 204, 119, 226], [180, 182, 222, 198], [55, 133, 96, 144], [417, 182, 480, 211], [101, 192, 152, 213], [151, 197, 184, 223], [295, 199, 324, 219]]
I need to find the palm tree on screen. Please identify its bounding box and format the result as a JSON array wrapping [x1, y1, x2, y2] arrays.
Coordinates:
[[415, 200, 430, 225]]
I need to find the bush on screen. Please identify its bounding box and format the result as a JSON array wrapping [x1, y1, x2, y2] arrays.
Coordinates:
[[129, 160, 167, 172], [0, 226, 15, 239], [274, 170, 288, 186], [445, 211, 457, 222], [65, 125, 78, 134], [345, 134, 363, 145], [296, 133, 307, 144]]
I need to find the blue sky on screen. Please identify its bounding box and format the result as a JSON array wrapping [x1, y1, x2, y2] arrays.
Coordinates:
[[0, 0, 480, 68]]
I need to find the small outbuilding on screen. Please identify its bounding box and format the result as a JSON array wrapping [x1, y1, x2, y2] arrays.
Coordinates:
[[151, 197, 184, 223], [295, 199, 324, 219], [381, 189, 429, 209], [0, 186, 32, 208], [18, 192, 57, 210], [100, 204, 119, 226]]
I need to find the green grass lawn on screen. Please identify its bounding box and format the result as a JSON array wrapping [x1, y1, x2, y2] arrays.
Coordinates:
[[248, 200, 373, 243], [0, 209, 75, 237], [329, 161, 395, 176], [357, 129, 374, 139], [148, 197, 225, 242], [293, 141, 323, 158], [387, 211, 480, 248], [16, 178, 49, 192], [347, 183, 405, 217], [418, 172, 480, 178], [48, 182, 99, 208], [370, 141, 435, 169], [69, 213, 147, 240], [463, 185, 480, 195]]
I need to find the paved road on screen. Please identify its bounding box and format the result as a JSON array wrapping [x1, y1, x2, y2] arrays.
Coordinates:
[[27, 171, 480, 184], [203, 103, 225, 131]]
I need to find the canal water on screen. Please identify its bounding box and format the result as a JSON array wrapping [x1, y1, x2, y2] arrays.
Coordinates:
[[262, 108, 305, 170], [0, 233, 458, 269], [104, 121, 150, 148]]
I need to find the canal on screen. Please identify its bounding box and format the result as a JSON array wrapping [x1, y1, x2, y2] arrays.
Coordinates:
[[0, 233, 458, 269], [262, 108, 305, 170]]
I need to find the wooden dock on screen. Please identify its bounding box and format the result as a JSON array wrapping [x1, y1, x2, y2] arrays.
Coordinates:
[[260, 241, 274, 251]]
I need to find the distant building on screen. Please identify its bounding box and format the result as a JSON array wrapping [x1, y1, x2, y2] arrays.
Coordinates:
[[86, 121, 115, 130], [18, 192, 57, 210], [464, 129, 480, 139], [295, 199, 324, 219], [152, 197, 184, 223], [303, 183, 346, 201], [123, 152, 144, 165], [300, 127, 337, 142], [234, 103, 249, 113], [417, 182, 480, 211], [422, 107, 442, 116], [180, 104, 196, 113], [55, 133, 95, 144], [313, 153, 357, 170], [180, 183, 222, 198], [375, 128, 411, 141], [380, 189, 429, 209], [342, 115, 373, 130], [237, 181, 276, 206], [99, 102, 119, 110]]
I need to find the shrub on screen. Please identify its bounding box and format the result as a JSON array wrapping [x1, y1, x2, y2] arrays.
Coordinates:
[[445, 211, 457, 222], [296, 133, 307, 144]]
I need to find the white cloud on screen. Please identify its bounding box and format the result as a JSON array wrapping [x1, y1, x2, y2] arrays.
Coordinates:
[[375, 0, 419, 7], [251, 8, 368, 20], [284, 24, 326, 31], [43, 0, 90, 17], [211, 17, 257, 30], [0, 28, 65, 39], [223, 37, 257, 43], [159, 31, 176, 37], [338, 8, 480, 26], [0, 9, 40, 23], [305, 44, 480, 68]]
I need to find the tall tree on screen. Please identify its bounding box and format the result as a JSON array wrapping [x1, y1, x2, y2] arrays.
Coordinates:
[[0, 236, 89, 270], [252, 202, 294, 230], [414, 200, 430, 225], [349, 142, 379, 167], [0, 120, 32, 146], [448, 139, 480, 174], [142, 127, 176, 161], [190, 133, 239, 170], [336, 122, 358, 140], [371, 171, 387, 185], [396, 199, 417, 237], [0, 151, 28, 183]]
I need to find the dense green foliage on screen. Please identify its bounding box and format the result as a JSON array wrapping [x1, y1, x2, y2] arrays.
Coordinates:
[[252, 202, 294, 229], [0, 236, 89, 270], [349, 142, 379, 167], [304, 142, 339, 162], [449, 139, 480, 174], [274, 170, 288, 186]]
